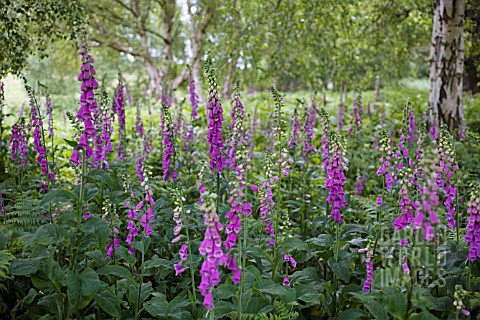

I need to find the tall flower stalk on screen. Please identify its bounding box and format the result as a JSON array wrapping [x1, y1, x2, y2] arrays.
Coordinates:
[[228, 82, 245, 168], [198, 191, 225, 311], [205, 57, 226, 174], [72, 38, 99, 164], [324, 132, 348, 224], [302, 98, 316, 159], [162, 103, 176, 181], [26, 85, 53, 190], [270, 87, 290, 281], [414, 136, 440, 241], [437, 125, 458, 229], [115, 75, 126, 159], [289, 102, 300, 151], [170, 187, 197, 306], [465, 182, 480, 261]]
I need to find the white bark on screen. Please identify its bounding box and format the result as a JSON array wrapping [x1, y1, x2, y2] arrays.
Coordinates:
[[429, 0, 465, 133]]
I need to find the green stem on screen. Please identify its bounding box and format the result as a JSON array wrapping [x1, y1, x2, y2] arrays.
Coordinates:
[[69, 149, 87, 271], [185, 215, 197, 310], [238, 210, 248, 319], [335, 222, 339, 262], [272, 161, 283, 281], [136, 237, 146, 320], [455, 184, 460, 245]]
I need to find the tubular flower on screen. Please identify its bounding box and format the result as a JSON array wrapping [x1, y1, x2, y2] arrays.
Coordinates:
[[189, 66, 199, 120], [289, 103, 301, 150], [228, 83, 245, 168], [171, 188, 189, 276], [75, 38, 99, 161], [438, 125, 458, 228], [362, 250, 374, 292], [27, 87, 53, 188], [325, 132, 348, 223], [92, 92, 114, 169], [205, 57, 226, 174], [413, 137, 440, 241], [115, 76, 126, 159], [465, 183, 480, 261], [354, 172, 367, 196], [198, 192, 225, 310], [337, 97, 345, 133], [396, 101, 415, 167], [259, 151, 275, 247], [377, 130, 397, 190], [46, 93, 54, 139], [161, 103, 176, 182], [125, 193, 138, 255], [302, 99, 317, 158], [393, 168, 416, 230], [349, 94, 363, 135], [9, 118, 28, 166], [318, 107, 330, 161]]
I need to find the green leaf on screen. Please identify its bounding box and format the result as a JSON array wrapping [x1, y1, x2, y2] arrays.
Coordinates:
[[383, 287, 406, 318], [11, 288, 37, 315], [144, 295, 168, 317], [66, 268, 100, 311], [63, 139, 78, 148], [295, 284, 321, 305], [133, 237, 151, 254], [282, 237, 308, 251], [215, 284, 237, 300], [9, 257, 44, 276], [35, 224, 67, 245], [307, 234, 333, 247], [337, 309, 366, 320], [254, 279, 288, 297], [410, 311, 439, 320], [96, 265, 135, 284], [94, 282, 121, 318], [40, 189, 77, 207], [328, 257, 349, 282], [351, 293, 388, 320], [88, 170, 113, 187], [144, 294, 191, 320], [43, 259, 64, 291]]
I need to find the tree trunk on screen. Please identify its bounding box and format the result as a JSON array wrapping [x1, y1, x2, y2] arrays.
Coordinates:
[[429, 0, 466, 135], [171, 1, 211, 101], [158, 0, 175, 96], [223, 0, 240, 99]]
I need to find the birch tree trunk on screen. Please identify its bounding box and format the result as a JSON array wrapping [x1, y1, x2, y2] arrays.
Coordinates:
[[223, 0, 240, 99], [429, 0, 466, 135]]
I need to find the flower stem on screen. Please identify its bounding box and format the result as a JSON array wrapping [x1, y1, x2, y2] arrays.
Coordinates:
[[238, 208, 248, 319], [136, 237, 146, 320], [69, 149, 86, 271], [185, 216, 197, 309]]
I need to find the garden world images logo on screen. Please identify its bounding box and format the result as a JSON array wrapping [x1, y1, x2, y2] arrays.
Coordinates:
[[375, 225, 448, 288]]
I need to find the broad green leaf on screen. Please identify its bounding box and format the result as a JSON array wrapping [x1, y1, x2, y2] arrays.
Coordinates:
[[328, 257, 349, 282], [40, 189, 77, 207], [96, 265, 135, 284], [94, 282, 121, 318], [295, 284, 321, 305], [88, 170, 113, 187], [254, 279, 288, 297], [282, 237, 309, 251], [35, 224, 67, 245], [337, 308, 366, 320], [307, 234, 333, 247], [143, 295, 168, 317], [9, 257, 44, 276], [351, 293, 388, 320], [67, 268, 100, 311]]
